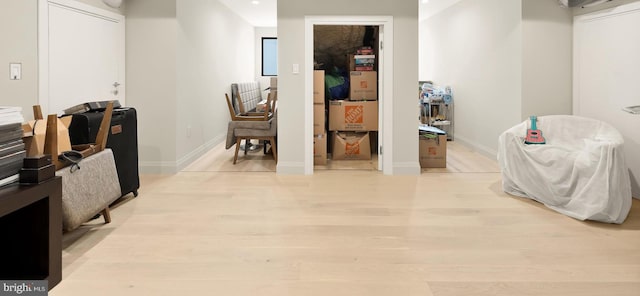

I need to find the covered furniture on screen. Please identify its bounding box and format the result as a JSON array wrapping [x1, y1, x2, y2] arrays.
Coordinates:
[[498, 115, 632, 224]]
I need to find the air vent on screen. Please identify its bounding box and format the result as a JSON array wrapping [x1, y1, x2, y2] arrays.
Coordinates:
[[559, 0, 612, 8]]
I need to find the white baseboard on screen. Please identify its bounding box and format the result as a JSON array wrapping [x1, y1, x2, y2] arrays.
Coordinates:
[[454, 135, 498, 160], [139, 161, 178, 174], [139, 135, 225, 174], [392, 162, 421, 175], [176, 135, 225, 171], [277, 162, 307, 175]]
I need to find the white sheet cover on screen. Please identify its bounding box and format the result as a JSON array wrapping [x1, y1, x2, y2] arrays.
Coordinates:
[[498, 115, 632, 224]]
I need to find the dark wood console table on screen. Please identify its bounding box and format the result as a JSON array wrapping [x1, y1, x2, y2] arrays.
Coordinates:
[[0, 177, 62, 289]]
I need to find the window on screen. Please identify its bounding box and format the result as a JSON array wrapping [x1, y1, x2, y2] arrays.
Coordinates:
[[262, 37, 277, 76]]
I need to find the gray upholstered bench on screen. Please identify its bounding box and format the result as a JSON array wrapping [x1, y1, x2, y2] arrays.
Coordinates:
[[56, 148, 121, 232]]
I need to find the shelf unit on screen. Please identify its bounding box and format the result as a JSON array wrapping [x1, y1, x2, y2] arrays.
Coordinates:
[[422, 95, 454, 141]]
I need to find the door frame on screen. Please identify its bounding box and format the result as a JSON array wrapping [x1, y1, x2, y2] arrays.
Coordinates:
[[38, 0, 125, 115], [304, 16, 394, 175]]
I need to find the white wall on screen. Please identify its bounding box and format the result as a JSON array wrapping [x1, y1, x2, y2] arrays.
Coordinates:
[[126, 0, 178, 173], [278, 0, 419, 174], [420, 0, 572, 157], [175, 0, 255, 170], [127, 0, 255, 173], [0, 0, 38, 120], [420, 0, 522, 156], [522, 0, 573, 119], [0, 0, 124, 121]]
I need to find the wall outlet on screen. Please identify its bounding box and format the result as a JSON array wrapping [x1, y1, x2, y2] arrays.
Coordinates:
[[186, 125, 192, 138], [10, 63, 21, 80]]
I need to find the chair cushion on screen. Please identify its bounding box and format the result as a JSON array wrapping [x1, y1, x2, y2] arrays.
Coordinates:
[[56, 149, 121, 231], [232, 82, 262, 113]]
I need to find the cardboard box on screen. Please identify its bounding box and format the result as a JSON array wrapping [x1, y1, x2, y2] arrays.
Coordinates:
[[314, 103, 325, 135], [314, 132, 328, 165], [270, 77, 277, 90], [314, 70, 325, 104], [348, 54, 355, 71], [350, 71, 377, 100], [22, 116, 73, 157], [328, 100, 378, 131], [332, 131, 371, 160], [256, 99, 269, 112], [419, 134, 447, 168], [355, 66, 374, 71]]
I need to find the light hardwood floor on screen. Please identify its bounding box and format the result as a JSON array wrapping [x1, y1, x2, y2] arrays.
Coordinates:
[[183, 140, 501, 173], [51, 145, 640, 296]]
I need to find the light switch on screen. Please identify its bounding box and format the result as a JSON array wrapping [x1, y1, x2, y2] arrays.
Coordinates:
[[292, 63, 299, 74], [10, 63, 21, 80]]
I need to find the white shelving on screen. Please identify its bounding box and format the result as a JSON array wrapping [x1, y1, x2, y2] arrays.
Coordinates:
[[422, 95, 454, 141]]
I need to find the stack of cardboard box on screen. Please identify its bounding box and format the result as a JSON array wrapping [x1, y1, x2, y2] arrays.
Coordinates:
[[325, 47, 379, 161], [328, 100, 377, 160], [313, 70, 328, 165]]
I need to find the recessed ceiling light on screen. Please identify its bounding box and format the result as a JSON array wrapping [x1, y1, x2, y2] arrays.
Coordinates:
[[252, 0, 260, 4]]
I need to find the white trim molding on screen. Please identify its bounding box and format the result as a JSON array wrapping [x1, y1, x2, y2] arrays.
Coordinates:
[[304, 15, 394, 175], [276, 162, 307, 175], [176, 135, 226, 172]]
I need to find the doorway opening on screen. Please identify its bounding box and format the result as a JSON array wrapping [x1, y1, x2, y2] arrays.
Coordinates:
[[312, 25, 380, 171], [304, 16, 394, 175]]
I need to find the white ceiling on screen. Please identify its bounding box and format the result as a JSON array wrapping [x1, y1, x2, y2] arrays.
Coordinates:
[[419, 0, 465, 21], [217, 0, 462, 28], [218, 0, 277, 27]]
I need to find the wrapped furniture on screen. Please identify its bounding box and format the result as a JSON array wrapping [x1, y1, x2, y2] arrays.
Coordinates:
[[498, 115, 632, 224]]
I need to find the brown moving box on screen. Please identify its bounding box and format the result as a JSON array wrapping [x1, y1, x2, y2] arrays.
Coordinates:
[[22, 116, 73, 157], [314, 70, 325, 104], [328, 100, 378, 131], [314, 132, 328, 165], [350, 71, 377, 101], [270, 77, 277, 90], [419, 134, 447, 168], [348, 54, 355, 71], [332, 131, 371, 160], [314, 104, 325, 135]]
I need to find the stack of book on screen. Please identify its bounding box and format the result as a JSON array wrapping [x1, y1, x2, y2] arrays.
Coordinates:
[[0, 107, 26, 186], [354, 46, 375, 71]]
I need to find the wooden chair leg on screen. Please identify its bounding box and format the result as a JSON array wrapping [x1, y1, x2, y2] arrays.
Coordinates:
[[101, 207, 112, 224], [233, 138, 242, 164], [244, 139, 249, 155], [270, 137, 277, 163]]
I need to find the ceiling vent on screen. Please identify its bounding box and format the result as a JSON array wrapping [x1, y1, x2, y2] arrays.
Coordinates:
[[559, 0, 612, 8]]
